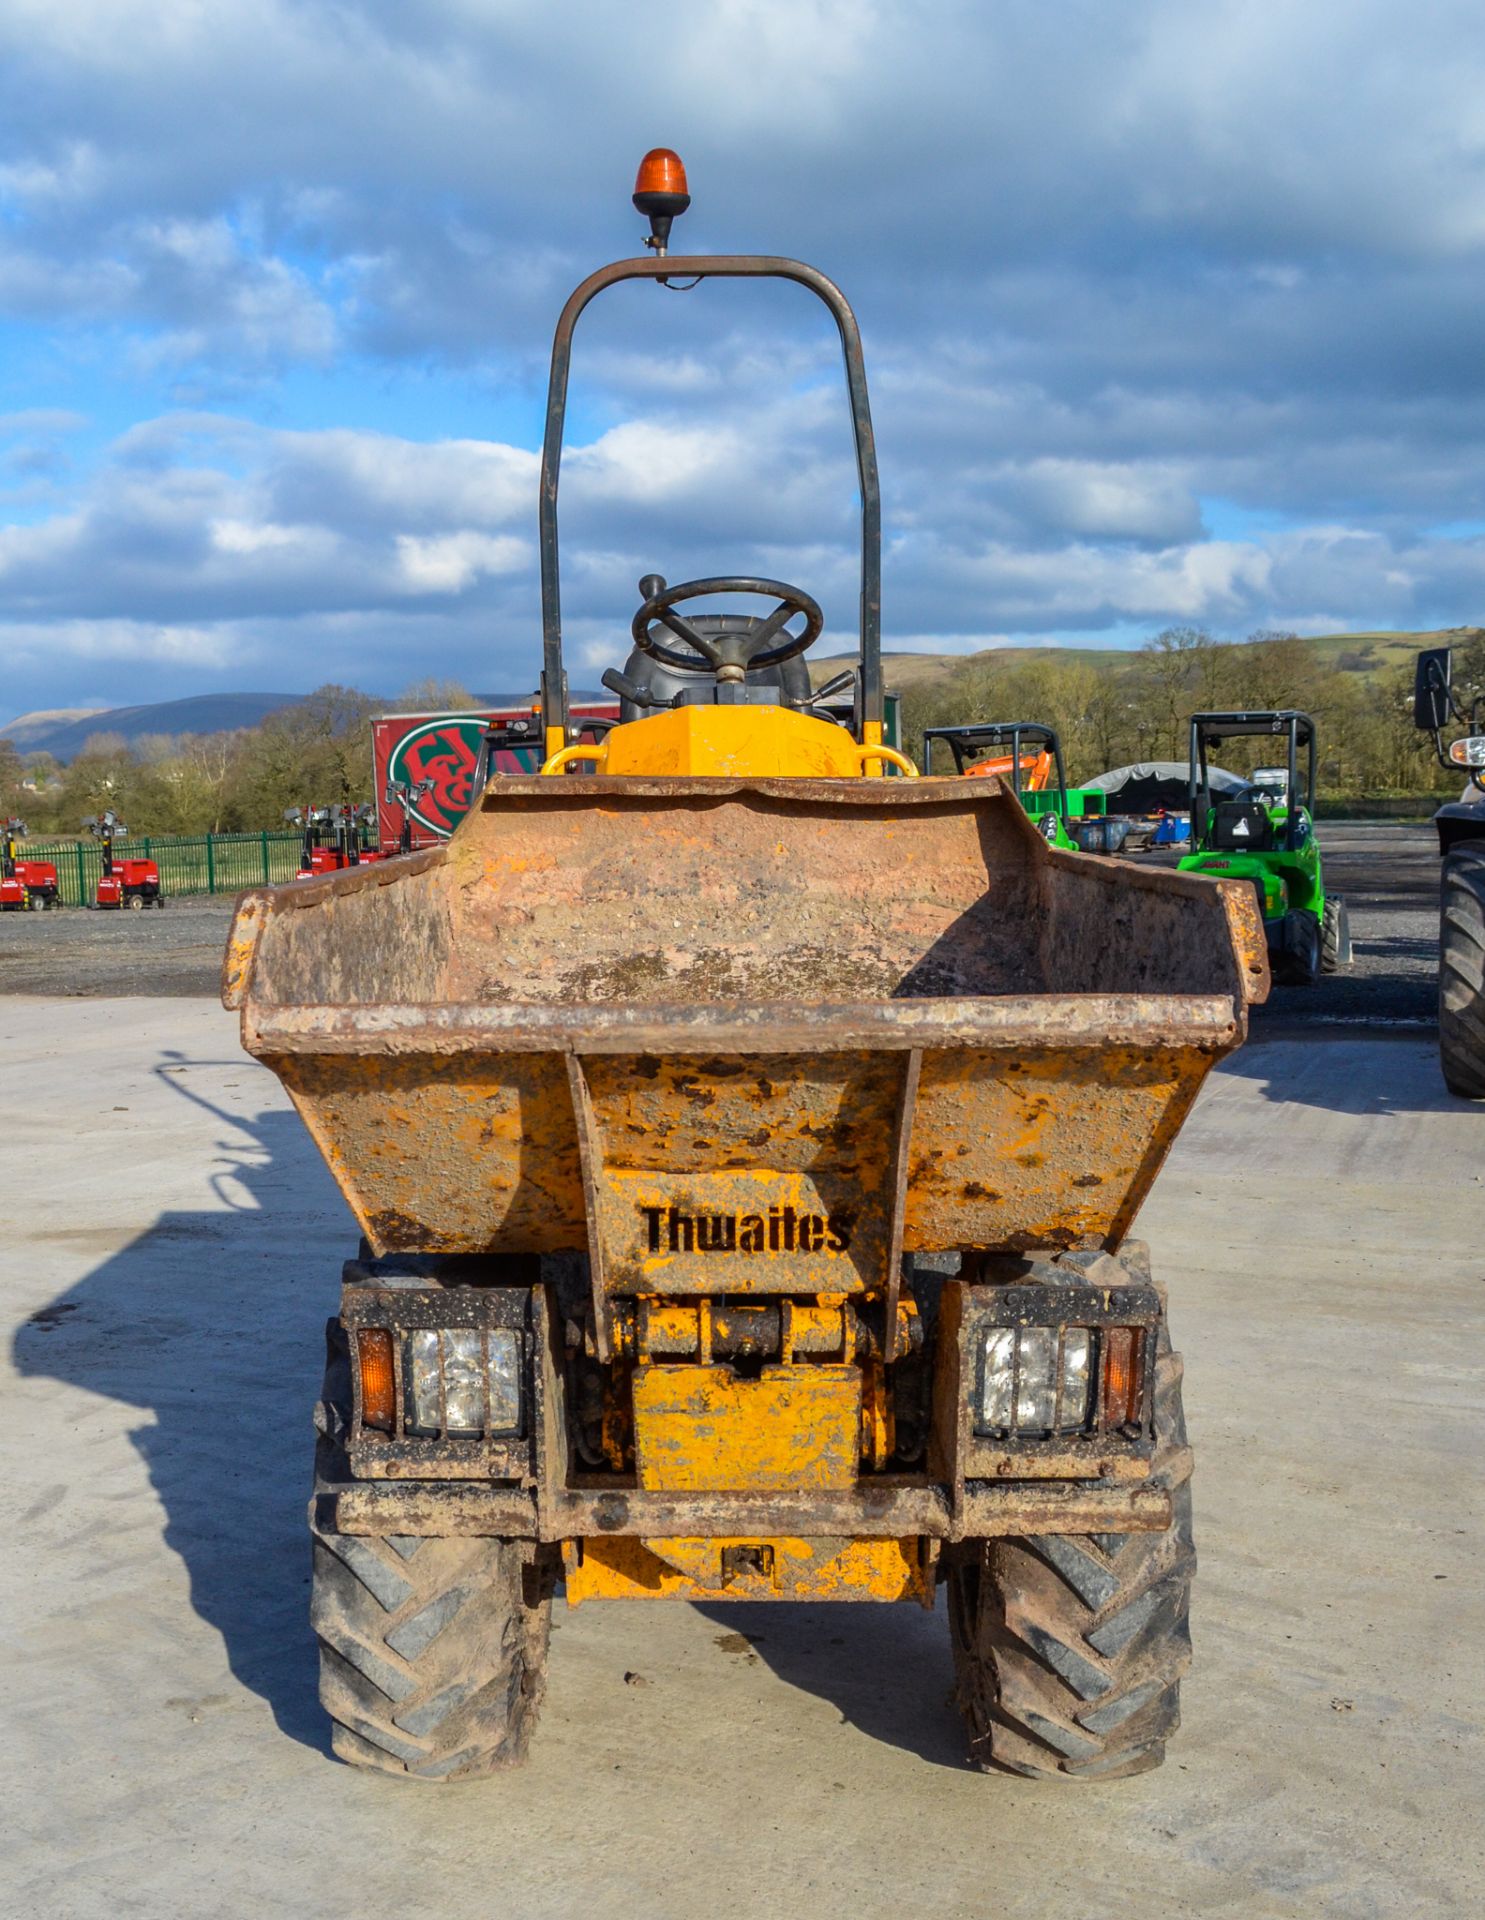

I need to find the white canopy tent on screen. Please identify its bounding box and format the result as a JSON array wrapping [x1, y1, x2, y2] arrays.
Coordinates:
[[1080, 761, 1251, 814]]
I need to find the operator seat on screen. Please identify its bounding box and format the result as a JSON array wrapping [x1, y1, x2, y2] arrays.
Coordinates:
[[1210, 802, 1274, 852]]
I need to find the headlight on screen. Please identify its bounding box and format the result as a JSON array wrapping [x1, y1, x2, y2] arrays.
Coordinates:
[[406, 1327, 521, 1437], [979, 1324, 1093, 1436], [1448, 734, 1485, 768]]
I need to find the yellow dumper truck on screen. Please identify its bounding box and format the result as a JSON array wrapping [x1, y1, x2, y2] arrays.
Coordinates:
[[224, 153, 1269, 1781]]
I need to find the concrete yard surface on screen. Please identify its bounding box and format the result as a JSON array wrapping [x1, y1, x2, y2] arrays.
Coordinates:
[[2, 997, 1482, 1920]]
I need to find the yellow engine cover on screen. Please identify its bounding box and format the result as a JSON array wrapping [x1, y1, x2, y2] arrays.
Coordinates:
[[601, 702, 871, 778]]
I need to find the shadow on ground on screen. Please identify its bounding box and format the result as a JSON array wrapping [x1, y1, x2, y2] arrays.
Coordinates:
[[696, 1601, 969, 1770], [12, 1049, 975, 1773], [13, 1060, 339, 1757], [1237, 1033, 1466, 1117]]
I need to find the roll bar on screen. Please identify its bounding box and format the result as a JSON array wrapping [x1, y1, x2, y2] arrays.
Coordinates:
[[922, 721, 1068, 797], [538, 255, 881, 755], [1188, 710, 1316, 853]]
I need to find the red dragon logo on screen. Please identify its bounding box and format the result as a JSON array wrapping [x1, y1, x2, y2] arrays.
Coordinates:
[[388, 717, 540, 838]]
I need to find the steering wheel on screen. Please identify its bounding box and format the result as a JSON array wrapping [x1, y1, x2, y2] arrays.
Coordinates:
[[631, 574, 824, 684]]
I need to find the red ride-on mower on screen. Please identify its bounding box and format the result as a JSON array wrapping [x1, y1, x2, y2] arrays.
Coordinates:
[[84, 811, 163, 909], [286, 804, 382, 879], [2, 819, 61, 911]]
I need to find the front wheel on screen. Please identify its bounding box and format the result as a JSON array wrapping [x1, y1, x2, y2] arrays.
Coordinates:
[[309, 1324, 550, 1779], [127, 894, 144, 911], [947, 1289, 1195, 1779], [1440, 846, 1485, 1099], [1275, 907, 1320, 986], [311, 1508, 550, 1780]]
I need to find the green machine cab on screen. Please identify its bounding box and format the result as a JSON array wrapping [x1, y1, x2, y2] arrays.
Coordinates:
[[921, 721, 1124, 852], [1179, 709, 1349, 985]]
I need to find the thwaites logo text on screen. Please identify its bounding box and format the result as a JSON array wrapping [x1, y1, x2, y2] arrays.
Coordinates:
[[640, 1204, 854, 1255]]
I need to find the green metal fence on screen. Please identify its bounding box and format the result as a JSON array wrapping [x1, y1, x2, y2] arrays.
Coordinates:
[[16, 830, 316, 906]]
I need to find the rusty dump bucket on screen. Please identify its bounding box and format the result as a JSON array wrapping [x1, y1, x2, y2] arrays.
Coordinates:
[[225, 777, 1267, 1345]]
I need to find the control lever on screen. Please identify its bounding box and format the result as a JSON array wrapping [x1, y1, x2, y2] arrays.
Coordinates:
[[602, 667, 675, 710], [801, 665, 858, 725]]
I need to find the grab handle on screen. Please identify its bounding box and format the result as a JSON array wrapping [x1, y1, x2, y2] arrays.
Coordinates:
[[854, 745, 918, 778], [540, 744, 609, 776]]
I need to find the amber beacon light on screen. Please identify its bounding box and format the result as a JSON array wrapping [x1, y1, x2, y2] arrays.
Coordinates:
[[633, 147, 690, 255]]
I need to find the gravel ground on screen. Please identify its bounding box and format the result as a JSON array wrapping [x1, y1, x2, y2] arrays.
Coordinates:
[[1220, 820, 1437, 1030], [0, 820, 1443, 1026], [0, 894, 237, 997]]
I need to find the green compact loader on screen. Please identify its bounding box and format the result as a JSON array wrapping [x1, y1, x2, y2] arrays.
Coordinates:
[[1179, 710, 1349, 987]]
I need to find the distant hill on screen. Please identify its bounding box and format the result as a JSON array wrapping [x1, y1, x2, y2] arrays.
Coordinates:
[[0, 706, 106, 751], [1, 692, 302, 762], [814, 626, 1483, 696], [2, 686, 620, 762]]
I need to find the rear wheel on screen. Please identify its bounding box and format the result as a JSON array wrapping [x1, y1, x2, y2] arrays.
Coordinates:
[[127, 894, 144, 911], [1440, 846, 1485, 1099], [309, 1323, 551, 1780], [1320, 895, 1351, 973], [947, 1262, 1195, 1779]]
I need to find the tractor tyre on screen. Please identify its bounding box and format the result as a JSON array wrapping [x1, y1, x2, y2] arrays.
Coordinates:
[[947, 1287, 1195, 1780], [1320, 896, 1352, 973], [127, 894, 144, 911], [309, 1323, 550, 1780], [1275, 907, 1320, 986], [1439, 846, 1485, 1099]]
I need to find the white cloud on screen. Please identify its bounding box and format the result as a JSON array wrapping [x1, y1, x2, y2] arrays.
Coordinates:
[[4, 1, 1485, 713], [2, 616, 233, 667], [395, 529, 527, 592], [997, 459, 1202, 544], [209, 517, 312, 555]]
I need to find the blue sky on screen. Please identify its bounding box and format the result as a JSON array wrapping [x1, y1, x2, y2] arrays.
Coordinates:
[[5, 0, 1485, 723]]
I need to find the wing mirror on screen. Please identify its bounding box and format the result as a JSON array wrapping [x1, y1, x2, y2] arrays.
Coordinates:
[[1414, 647, 1453, 731]]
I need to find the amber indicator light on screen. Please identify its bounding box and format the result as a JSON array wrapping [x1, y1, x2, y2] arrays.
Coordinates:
[[633, 148, 689, 205], [1100, 1326, 1142, 1430], [633, 148, 692, 258], [357, 1328, 395, 1431]]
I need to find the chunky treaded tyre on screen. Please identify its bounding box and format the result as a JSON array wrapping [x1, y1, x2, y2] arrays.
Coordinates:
[[1320, 896, 1351, 973], [310, 1513, 549, 1780], [947, 1255, 1195, 1780], [1440, 846, 1485, 1099], [1275, 907, 1320, 986], [309, 1323, 551, 1780]]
